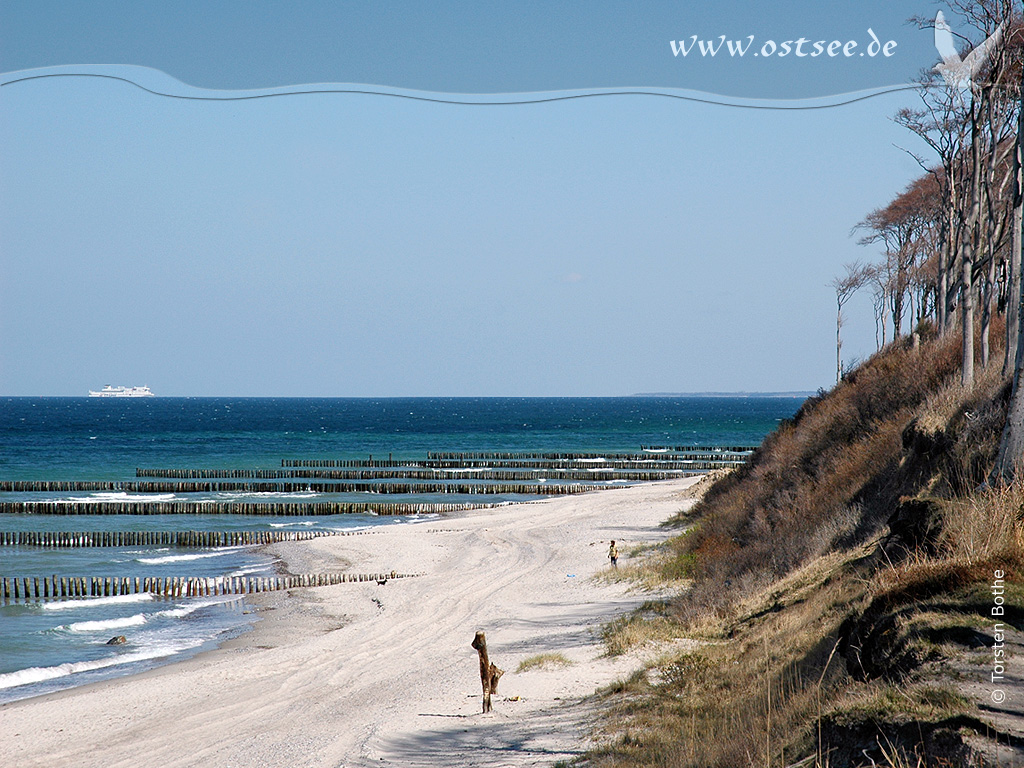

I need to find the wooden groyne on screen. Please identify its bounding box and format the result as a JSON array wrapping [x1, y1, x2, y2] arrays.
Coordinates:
[[135, 467, 720, 482], [1, 571, 417, 603], [0, 500, 499, 516], [0, 480, 608, 495], [280, 457, 744, 470], [282, 450, 753, 468], [639, 444, 757, 453], [425, 449, 754, 460], [0, 529, 339, 548]]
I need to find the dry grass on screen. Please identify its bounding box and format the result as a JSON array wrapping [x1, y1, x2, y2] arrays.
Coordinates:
[[591, 545, 870, 767], [597, 540, 694, 591], [939, 481, 1024, 565], [588, 329, 1023, 768], [663, 332, 967, 624], [516, 652, 573, 672], [602, 603, 691, 657], [871, 483, 1024, 609]]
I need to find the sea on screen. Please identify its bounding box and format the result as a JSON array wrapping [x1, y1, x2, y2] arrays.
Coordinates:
[[0, 396, 804, 703]]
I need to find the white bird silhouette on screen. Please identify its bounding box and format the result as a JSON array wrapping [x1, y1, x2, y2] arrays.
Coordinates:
[[934, 10, 1004, 93]]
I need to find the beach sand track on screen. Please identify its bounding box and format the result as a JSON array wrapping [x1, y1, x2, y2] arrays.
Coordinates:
[[1, 478, 700, 768]]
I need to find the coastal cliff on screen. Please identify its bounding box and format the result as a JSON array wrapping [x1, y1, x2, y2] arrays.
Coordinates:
[[590, 327, 1024, 768]]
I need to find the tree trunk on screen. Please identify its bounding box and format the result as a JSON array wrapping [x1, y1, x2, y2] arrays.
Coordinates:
[[962, 98, 983, 387], [993, 67, 1024, 482], [1005, 85, 1023, 376], [939, 210, 951, 333], [962, 254, 976, 385], [836, 303, 842, 384], [981, 255, 995, 369], [880, 298, 888, 350], [892, 273, 904, 342]]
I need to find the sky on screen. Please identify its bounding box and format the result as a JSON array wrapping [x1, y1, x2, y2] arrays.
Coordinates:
[[0, 1, 961, 396]]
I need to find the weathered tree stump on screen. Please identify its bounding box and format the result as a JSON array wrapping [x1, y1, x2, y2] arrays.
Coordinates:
[[471, 631, 504, 713]]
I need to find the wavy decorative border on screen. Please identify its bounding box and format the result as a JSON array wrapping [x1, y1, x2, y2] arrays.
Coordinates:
[[1, 64, 923, 110]]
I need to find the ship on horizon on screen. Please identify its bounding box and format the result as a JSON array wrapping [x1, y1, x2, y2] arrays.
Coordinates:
[[88, 385, 156, 398]]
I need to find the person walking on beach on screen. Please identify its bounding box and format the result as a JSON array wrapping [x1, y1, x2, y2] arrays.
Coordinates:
[[608, 540, 619, 568]]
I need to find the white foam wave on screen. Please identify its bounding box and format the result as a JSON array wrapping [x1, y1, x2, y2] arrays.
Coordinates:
[[136, 546, 245, 565], [214, 491, 280, 499], [43, 593, 154, 611], [65, 614, 148, 632], [62, 492, 178, 503], [268, 521, 315, 528], [155, 604, 205, 620], [61, 597, 231, 632], [227, 564, 273, 577], [0, 642, 201, 691]]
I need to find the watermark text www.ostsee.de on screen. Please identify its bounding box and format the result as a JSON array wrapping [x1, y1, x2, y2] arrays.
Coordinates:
[[670, 30, 897, 59]]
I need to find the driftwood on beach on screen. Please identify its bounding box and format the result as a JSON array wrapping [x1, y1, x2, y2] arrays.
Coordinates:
[[471, 631, 503, 714]]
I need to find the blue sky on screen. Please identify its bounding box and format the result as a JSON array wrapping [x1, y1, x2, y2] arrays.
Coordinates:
[[0, 2, 952, 395]]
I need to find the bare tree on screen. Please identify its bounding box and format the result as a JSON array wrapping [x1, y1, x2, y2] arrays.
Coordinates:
[[830, 262, 869, 383]]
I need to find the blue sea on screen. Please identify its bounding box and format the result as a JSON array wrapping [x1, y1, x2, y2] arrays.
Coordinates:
[[0, 396, 803, 702]]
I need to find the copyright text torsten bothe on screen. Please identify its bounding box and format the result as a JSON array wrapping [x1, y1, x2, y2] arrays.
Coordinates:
[[991, 569, 1010, 705]]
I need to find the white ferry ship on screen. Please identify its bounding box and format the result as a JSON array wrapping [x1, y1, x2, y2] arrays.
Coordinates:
[[88, 385, 156, 398]]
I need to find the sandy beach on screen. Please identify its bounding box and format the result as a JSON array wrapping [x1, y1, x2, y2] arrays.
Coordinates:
[[2, 477, 701, 768]]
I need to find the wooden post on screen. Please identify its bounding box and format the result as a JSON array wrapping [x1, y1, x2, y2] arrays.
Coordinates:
[[471, 631, 504, 713]]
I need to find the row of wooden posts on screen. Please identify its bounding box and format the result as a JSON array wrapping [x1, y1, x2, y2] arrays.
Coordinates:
[[638, 445, 757, 454], [280, 454, 751, 468], [281, 449, 754, 468], [0, 500, 498, 516], [134, 467, 723, 481], [426, 449, 754, 460], [419, 457, 745, 469], [0, 529, 350, 548], [0, 480, 609, 495], [0, 571, 414, 603]]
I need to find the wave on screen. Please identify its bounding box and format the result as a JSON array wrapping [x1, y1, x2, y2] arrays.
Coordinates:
[[136, 546, 246, 565], [60, 492, 178, 503], [212, 490, 321, 501], [64, 614, 148, 632], [268, 521, 315, 528], [61, 597, 230, 633], [226, 564, 273, 577], [0, 641, 202, 691], [43, 593, 154, 611], [91, 492, 177, 501]]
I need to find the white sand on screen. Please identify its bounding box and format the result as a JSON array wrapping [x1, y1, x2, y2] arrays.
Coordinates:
[[1, 478, 701, 768]]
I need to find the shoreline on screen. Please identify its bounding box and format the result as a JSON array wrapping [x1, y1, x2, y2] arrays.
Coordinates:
[[1, 478, 702, 768]]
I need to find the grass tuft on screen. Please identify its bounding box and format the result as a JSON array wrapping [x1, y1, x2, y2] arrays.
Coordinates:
[[516, 652, 573, 672]]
